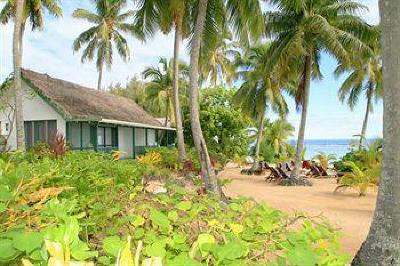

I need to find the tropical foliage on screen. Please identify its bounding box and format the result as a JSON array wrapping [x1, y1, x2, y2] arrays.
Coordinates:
[[184, 88, 251, 160], [334, 139, 382, 195], [264, 0, 374, 178], [142, 57, 189, 125], [259, 119, 296, 162], [0, 151, 349, 265], [72, 0, 140, 90]]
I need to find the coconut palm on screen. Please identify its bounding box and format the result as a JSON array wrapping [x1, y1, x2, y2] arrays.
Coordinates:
[[12, 0, 24, 150], [353, 2, 400, 263], [264, 119, 295, 159], [0, 0, 62, 55], [199, 31, 239, 87], [1, 0, 62, 151], [134, 0, 193, 163], [335, 31, 382, 148], [73, 0, 140, 90], [142, 57, 189, 127], [265, 0, 374, 180], [234, 44, 292, 167]]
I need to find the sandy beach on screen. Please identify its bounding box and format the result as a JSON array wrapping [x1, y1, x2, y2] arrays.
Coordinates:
[[220, 167, 378, 257]]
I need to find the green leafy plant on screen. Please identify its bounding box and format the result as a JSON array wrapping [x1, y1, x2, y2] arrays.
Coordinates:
[[335, 161, 380, 196]]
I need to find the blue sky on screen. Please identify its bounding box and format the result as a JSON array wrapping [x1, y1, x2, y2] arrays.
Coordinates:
[[0, 0, 381, 140]]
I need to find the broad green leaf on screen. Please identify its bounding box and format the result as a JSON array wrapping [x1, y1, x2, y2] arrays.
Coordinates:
[[130, 215, 145, 227], [286, 246, 317, 266], [149, 209, 170, 230], [144, 242, 166, 258], [70, 239, 98, 260], [168, 211, 178, 222], [0, 185, 13, 201], [13, 232, 43, 253], [103, 236, 124, 257], [176, 201, 192, 211], [0, 239, 18, 261], [215, 241, 249, 261]]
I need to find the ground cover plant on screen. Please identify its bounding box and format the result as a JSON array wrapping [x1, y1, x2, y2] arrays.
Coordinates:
[[0, 151, 350, 265], [334, 139, 382, 195]]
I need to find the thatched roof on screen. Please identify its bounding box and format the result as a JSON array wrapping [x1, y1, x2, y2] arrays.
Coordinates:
[[22, 69, 164, 128]]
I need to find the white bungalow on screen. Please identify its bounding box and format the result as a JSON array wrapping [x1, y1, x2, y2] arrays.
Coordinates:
[[0, 69, 176, 158]]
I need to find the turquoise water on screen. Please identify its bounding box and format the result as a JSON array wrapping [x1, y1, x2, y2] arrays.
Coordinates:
[[290, 139, 353, 160]]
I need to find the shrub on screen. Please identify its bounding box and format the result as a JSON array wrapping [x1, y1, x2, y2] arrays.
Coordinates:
[[0, 151, 350, 265]]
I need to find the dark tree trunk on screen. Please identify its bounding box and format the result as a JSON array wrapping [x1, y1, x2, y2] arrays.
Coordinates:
[[352, 1, 400, 264]]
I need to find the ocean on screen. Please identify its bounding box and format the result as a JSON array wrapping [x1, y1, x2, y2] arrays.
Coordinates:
[[289, 139, 354, 160]]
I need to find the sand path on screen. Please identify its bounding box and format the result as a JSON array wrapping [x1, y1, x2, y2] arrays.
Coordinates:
[[220, 167, 377, 257]]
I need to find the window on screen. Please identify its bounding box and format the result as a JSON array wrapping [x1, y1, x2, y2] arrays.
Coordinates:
[[24, 120, 57, 148], [97, 126, 118, 148], [67, 122, 95, 150], [147, 129, 157, 146]]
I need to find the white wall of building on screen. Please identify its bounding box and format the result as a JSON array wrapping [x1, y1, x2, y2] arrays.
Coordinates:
[[118, 126, 133, 158], [0, 81, 66, 150]]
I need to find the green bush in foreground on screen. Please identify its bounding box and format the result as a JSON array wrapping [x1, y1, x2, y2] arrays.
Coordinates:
[[0, 151, 349, 265]]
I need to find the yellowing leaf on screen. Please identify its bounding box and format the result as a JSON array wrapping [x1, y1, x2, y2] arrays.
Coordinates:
[[116, 236, 134, 266], [45, 240, 64, 261], [142, 257, 162, 266]]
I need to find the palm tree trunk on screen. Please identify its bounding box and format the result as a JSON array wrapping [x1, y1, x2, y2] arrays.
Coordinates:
[[13, 0, 25, 151], [352, 1, 400, 264], [164, 99, 170, 127], [189, 0, 220, 195], [293, 55, 312, 179], [252, 108, 265, 169], [359, 82, 373, 148], [97, 62, 103, 90], [173, 26, 186, 163]]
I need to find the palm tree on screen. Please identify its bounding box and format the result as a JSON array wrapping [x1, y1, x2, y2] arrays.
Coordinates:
[[142, 57, 189, 126], [335, 32, 382, 148], [199, 31, 239, 88], [189, 0, 264, 195], [12, 0, 24, 151], [353, 2, 400, 263], [233, 44, 291, 167], [134, 0, 192, 163], [265, 0, 373, 180], [73, 0, 139, 90], [1, 0, 62, 56], [264, 119, 295, 159], [1, 0, 62, 151]]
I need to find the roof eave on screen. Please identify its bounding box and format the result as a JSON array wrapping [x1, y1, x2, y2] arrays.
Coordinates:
[[100, 119, 176, 131]]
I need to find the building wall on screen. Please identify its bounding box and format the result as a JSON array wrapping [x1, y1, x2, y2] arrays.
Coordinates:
[[118, 126, 133, 158], [0, 81, 66, 150]]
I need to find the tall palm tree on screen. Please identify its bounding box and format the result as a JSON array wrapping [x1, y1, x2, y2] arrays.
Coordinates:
[[73, 0, 139, 90], [352, 1, 400, 264], [189, 0, 264, 195], [12, 0, 24, 151], [265, 0, 373, 180], [335, 32, 382, 148], [234, 44, 291, 167], [1, 0, 62, 151], [1, 0, 62, 56], [134, 0, 192, 163], [142, 57, 189, 126]]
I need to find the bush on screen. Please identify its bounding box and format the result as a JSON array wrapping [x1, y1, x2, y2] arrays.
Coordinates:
[[0, 151, 350, 265]]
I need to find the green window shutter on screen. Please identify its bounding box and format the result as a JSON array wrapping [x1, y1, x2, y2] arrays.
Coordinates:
[[90, 123, 98, 151]]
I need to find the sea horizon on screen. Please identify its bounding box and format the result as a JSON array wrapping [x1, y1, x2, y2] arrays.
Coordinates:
[[288, 138, 382, 159]]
